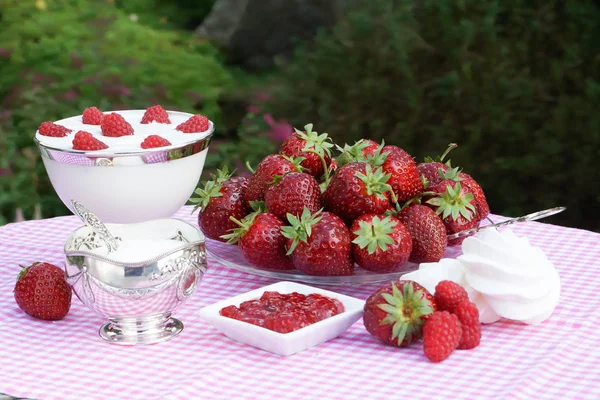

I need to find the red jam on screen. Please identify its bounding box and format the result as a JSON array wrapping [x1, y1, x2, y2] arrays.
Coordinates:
[[219, 291, 345, 334]]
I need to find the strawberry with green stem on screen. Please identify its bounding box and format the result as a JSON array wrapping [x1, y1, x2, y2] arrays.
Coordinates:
[[350, 214, 413, 273], [280, 123, 334, 179], [336, 139, 380, 166], [243, 154, 304, 206], [398, 204, 448, 263], [323, 162, 392, 225], [363, 280, 437, 347], [282, 208, 354, 276], [190, 167, 250, 242], [417, 143, 458, 188], [264, 172, 322, 220], [426, 181, 478, 245], [222, 211, 294, 270]]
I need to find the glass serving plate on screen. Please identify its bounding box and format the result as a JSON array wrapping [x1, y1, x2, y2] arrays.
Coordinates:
[[205, 238, 418, 286]]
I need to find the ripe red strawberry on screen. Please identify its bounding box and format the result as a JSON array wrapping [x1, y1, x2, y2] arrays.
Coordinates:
[[336, 139, 380, 166], [282, 209, 354, 276], [363, 280, 436, 347], [176, 114, 210, 133], [82, 106, 104, 125], [417, 162, 449, 188], [423, 311, 462, 362], [323, 162, 391, 225], [350, 214, 412, 273], [377, 145, 424, 202], [280, 123, 334, 178], [38, 121, 72, 137], [141, 105, 171, 124], [416, 143, 457, 188], [72, 131, 108, 151], [434, 280, 469, 313], [223, 212, 294, 270], [141, 135, 172, 149], [455, 303, 481, 350], [101, 112, 134, 137], [14, 262, 72, 321], [243, 154, 302, 206], [398, 204, 447, 263], [454, 300, 481, 350], [190, 167, 250, 242], [426, 180, 478, 245], [458, 172, 490, 222], [264, 172, 322, 221]]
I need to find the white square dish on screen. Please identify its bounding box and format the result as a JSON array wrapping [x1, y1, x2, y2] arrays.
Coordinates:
[[198, 281, 365, 356]]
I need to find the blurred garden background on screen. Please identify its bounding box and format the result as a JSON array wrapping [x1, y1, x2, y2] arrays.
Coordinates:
[[0, 0, 598, 231]]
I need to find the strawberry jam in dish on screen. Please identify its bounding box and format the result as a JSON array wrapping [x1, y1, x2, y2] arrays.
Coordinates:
[[219, 291, 345, 334]]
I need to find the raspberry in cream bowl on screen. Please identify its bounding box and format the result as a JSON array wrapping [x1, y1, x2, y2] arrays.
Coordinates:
[[34, 105, 214, 223]]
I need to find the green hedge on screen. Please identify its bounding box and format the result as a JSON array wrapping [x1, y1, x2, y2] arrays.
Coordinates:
[[0, 0, 232, 224], [265, 0, 600, 231]]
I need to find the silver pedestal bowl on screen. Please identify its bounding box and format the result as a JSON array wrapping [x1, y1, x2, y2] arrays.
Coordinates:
[[64, 218, 207, 345]]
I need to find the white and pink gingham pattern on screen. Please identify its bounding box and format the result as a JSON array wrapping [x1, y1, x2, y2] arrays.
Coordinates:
[[0, 206, 599, 400]]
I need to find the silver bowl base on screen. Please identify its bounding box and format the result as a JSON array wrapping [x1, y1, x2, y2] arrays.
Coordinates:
[[99, 314, 183, 345]]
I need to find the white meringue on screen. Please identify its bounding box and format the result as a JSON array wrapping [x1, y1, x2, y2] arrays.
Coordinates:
[[401, 258, 501, 324], [401, 228, 560, 325], [459, 228, 560, 325]]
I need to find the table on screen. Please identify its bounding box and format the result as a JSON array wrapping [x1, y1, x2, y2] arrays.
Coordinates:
[[0, 206, 599, 400]]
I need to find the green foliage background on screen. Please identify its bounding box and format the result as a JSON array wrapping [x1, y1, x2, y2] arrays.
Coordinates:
[[0, 0, 598, 231], [265, 0, 600, 231]]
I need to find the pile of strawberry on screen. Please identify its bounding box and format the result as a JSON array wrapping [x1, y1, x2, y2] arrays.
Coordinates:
[[37, 105, 210, 151], [364, 279, 481, 362], [192, 123, 489, 276]]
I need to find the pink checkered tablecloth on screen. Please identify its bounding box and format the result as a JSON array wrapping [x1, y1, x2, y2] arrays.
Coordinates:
[[0, 206, 599, 400]]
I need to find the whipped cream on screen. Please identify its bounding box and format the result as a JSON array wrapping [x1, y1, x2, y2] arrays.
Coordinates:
[[459, 228, 560, 325], [35, 109, 212, 154], [402, 228, 560, 325]]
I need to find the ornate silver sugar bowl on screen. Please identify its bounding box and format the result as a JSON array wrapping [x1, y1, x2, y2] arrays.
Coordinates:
[[64, 208, 207, 345]]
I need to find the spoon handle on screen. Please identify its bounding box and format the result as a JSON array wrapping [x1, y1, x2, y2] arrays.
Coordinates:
[[446, 206, 566, 241], [71, 200, 120, 252]]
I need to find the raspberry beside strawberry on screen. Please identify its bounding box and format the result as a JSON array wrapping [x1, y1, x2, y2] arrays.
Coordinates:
[[434, 280, 470, 313], [454, 300, 482, 350], [422, 311, 463, 362]]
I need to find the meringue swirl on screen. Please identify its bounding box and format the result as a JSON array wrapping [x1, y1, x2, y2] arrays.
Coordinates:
[[459, 228, 560, 325]]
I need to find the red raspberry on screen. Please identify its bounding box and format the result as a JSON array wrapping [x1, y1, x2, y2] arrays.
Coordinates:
[[72, 131, 108, 151], [101, 112, 134, 137], [434, 280, 469, 313], [423, 311, 462, 362], [176, 114, 209, 133], [82, 107, 103, 125], [141, 135, 172, 149], [454, 300, 481, 350], [141, 105, 171, 124], [38, 122, 71, 137]]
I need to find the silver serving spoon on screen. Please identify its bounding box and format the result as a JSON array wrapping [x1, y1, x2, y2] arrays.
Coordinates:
[[71, 200, 120, 252], [446, 206, 566, 241]]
